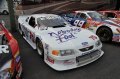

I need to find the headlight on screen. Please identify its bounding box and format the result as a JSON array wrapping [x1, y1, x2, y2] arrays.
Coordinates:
[[60, 50, 75, 56], [0, 69, 11, 79], [95, 40, 101, 47], [52, 50, 75, 56]]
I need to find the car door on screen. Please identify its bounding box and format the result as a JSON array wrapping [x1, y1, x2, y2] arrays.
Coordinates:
[[22, 16, 36, 46]]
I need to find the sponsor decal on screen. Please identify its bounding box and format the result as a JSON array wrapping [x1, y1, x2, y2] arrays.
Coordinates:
[[16, 55, 21, 63], [112, 34, 120, 42], [89, 35, 97, 40], [30, 32, 35, 43], [64, 60, 75, 65], [46, 56, 54, 64], [23, 26, 35, 42], [45, 44, 49, 50], [45, 43, 49, 54], [0, 45, 9, 54], [48, 28, 81, 43], [81, 42, 89, 47]]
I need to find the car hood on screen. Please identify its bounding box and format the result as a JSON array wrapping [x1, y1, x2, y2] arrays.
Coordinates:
[[0, 45, 12, 69], [40, 27, 98, 49]]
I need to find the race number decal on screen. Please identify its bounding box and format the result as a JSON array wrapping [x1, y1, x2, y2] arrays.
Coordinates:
[[48, 28, 81, 43], [74, 20, 85, 27], [0, 45, 9, 54]]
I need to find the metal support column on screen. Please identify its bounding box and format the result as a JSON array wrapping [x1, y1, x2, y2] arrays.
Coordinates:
[[7, 0, 17, 32]]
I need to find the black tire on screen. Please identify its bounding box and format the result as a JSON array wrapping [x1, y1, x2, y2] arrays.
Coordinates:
[[36, 39, 44, 58], [96, 27, 113, 42], [2, 10, 9, 15]]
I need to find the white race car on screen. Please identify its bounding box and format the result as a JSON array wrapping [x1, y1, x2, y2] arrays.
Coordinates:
[[18, 14, 104, 71]]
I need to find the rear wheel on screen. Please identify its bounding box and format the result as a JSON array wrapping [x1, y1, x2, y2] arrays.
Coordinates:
[[36, 39, 44, 58], [96, 27, 113, 42]]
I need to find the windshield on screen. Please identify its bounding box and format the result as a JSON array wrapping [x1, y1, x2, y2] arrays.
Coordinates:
[[67, 13, 75, 17], [88, 12, 109, 21], [37, 16, 68, 28]]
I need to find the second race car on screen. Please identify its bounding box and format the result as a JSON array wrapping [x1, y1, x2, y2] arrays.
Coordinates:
[[60, 11, 120, 42], [18, 14, 104, 71], [0, 23, 22, 79]]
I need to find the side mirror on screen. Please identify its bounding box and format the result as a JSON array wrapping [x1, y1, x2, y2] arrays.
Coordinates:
[[26, 17, 29, 22]]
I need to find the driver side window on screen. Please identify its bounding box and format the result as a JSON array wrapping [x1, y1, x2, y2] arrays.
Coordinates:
[[80, 13, 87, 20], [76, 13, 81, 18], [29, 17, 36, 28], [106, 13, 116, 18]]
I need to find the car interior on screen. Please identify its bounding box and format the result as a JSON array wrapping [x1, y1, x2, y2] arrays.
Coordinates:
[[105, 13, 117, 18]]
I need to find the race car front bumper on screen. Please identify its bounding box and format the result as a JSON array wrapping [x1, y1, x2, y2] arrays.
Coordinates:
[[45, 49, 104, 71]]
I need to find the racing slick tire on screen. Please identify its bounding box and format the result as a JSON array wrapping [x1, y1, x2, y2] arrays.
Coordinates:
[[96, 27, 113, 42], [36, 39, 44, 58], [2, 10, 9, 15]]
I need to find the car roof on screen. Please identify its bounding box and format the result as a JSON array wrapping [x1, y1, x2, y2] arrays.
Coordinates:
[[75, 11, 96, 13], [31, 14, 60, 18], [100, 10, 120, 13]]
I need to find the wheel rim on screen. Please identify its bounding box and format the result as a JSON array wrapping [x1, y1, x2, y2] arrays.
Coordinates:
[[37, 40, 43, 55], [97, 28, 111, 41]]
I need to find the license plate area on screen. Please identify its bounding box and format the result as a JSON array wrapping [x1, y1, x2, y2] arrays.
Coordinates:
[[76, 50, 100, 63]]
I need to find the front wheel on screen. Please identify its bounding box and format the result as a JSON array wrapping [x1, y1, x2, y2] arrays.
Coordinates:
[[36, 39, 44, 58], [96, 27, 113, 42]]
